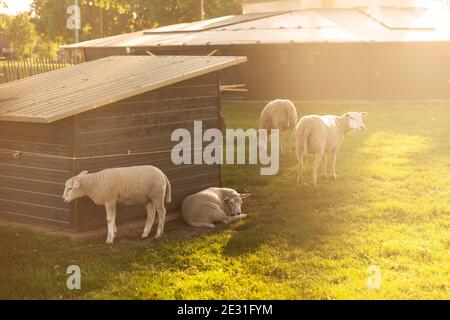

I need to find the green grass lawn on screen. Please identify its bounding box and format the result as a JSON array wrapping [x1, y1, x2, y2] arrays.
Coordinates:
[[0, 101, 449, 299]]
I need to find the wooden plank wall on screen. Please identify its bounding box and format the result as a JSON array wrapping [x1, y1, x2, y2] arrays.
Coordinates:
[[0, 119, 74, 228], [73, 73, 222, 231]]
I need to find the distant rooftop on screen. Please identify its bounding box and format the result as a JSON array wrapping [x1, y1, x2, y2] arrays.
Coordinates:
[[63, 5, 450, 50], [242, 0, 443, 13]]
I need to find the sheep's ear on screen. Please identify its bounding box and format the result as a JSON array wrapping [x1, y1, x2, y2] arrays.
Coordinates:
[[79, 170, 88, 175], [223, 197, 230, 203], [240, 193, 252, 199], [361, 112, 369, 117], [73, 178, 81, 189]]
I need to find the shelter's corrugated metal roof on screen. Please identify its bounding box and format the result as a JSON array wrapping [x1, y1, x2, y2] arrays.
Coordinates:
[[63, 7, 450, 49], [0, 55, 246, 124]]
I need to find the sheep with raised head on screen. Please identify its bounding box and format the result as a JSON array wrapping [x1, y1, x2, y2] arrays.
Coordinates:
[[181, 187, 250, 228], [295, 112, 368, 186], [63, 165, 172, 244], [259, 99, 298, 154]]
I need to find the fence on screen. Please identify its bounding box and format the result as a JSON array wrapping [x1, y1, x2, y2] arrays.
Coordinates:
[[0, 57, 83, 84]]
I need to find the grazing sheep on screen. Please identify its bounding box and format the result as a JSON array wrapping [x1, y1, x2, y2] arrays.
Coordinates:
[[63, 166, 172, 244], [259, 99, 298, 154], [181, 187, 250, 228], [295, 112, 368, 186]]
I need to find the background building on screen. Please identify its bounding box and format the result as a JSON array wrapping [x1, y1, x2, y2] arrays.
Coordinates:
[[64, 0, 450, 100]]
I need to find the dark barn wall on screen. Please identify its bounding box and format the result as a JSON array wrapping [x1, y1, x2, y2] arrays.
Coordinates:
[[72, 73, 222, 231], [84, 41, 450, 100], [0, 119, 75, 228]]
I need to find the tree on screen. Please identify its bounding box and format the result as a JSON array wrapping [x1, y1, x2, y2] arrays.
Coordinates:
[[6, 13, 38, 58], [0, 13, 11, 33], [31, 0, 242, 44], [35, 37, 59, 58]]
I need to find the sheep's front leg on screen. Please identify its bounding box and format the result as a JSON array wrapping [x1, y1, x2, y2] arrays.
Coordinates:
[[332, 151, 338, 180], [105, 201, 117, 244], [142, 202, 156, 239], [221, 214, 248, 224], [331, 148, 339, 179], [154, 199, 167, 239]]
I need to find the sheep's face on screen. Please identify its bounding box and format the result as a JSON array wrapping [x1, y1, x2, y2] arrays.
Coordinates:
[[224, 193, 251, 216], [63, 171, 88, 203], [345, 112, 368, 131]]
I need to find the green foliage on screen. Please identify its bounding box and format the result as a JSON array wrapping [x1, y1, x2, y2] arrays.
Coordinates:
[[32, 0, 76, 43], [0, 13, 11, 33], [6, 13, 38, 58], [35, 37, 60, 58], [0, 102, 449, 299], [31, 0, 242, 43], [1, 1, 241, 56]]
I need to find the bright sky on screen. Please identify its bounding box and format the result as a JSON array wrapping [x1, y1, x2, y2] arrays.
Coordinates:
[[0, 0, 446, 15], [0, 0, 33, 15]]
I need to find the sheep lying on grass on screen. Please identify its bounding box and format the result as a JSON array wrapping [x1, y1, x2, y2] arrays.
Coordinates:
[[182, 188, 250, 228], [259, 99, 298, 154], [295, 112, 368, 186], [63, 166, 172, 244]]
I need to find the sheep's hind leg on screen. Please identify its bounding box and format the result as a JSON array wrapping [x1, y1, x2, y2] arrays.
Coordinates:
[[331, 151, 338, 180], [296, 155, 304, 184], [142, 202, 156, 239], [280, 131, 286, 154], [313, 150, 324, 186], [154, 199, 167, 239], [288, 129, 294, 154], [322, 154, 328, 178], [105, 202, 117, 244]]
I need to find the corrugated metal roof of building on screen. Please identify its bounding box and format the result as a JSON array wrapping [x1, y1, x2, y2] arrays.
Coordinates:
[[62, 7, 450, 49], [360, 7, 437, 30], [144, 12, 281, 33], [0, 55, 246, 124]]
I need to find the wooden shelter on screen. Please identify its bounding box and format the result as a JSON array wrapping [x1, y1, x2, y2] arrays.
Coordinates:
[[0, 55, 246, 231]]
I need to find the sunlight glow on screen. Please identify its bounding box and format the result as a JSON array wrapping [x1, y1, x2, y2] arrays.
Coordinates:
[[0, 0, 33, 15]]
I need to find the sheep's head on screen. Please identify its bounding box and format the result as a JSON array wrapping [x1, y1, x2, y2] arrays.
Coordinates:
[[63, 171, 88, 203], [344, 112, 369, 132], [224, 190, 251, 216]]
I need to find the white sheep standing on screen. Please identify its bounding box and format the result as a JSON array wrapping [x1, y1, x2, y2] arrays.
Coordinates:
[[259, 99, 298, 154], [295, 112, 368, 186], [181, 187, 250, 228], [63, 165, 172, 244]]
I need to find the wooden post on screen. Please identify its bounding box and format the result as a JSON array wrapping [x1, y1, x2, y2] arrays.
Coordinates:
[[99, 6, 103, 37], [199, 0, 204, 21], [75, 0, 80, 43]]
